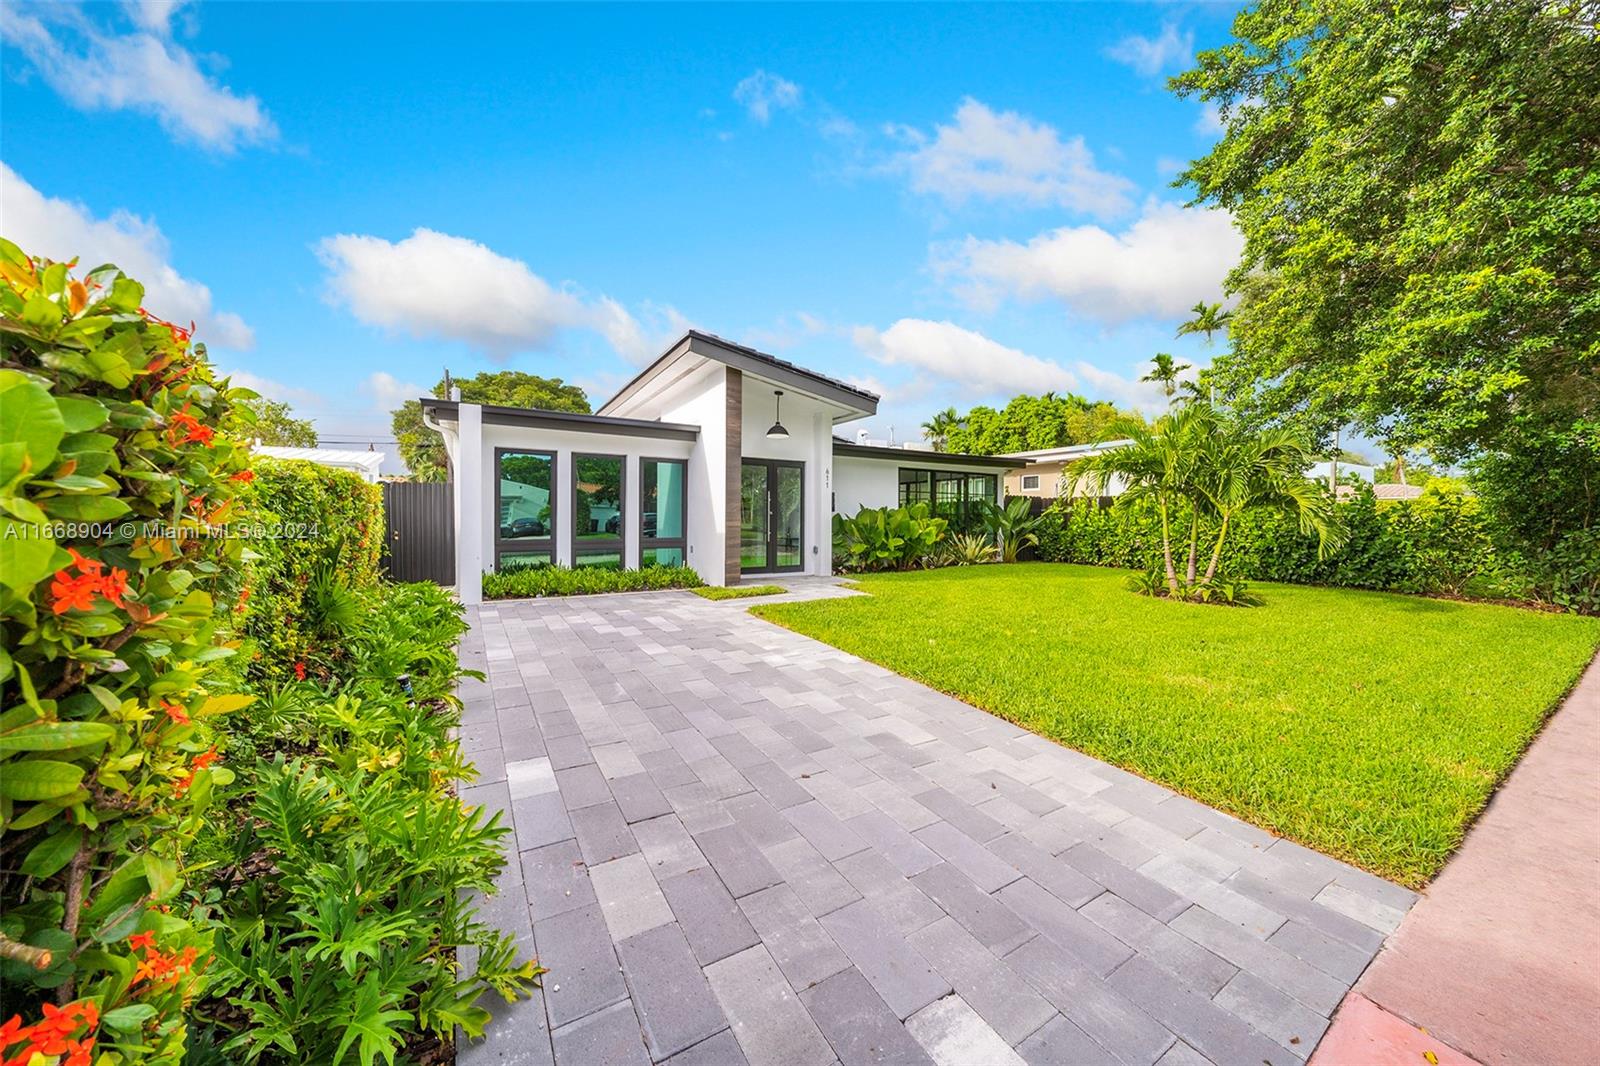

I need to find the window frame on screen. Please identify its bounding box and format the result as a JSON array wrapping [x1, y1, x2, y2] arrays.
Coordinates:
[[572, 452, 626, 568], [494, 447, 557, 569], [898, 466, 998, 532], [639, 456, 688, 568], [1021, 473, 1040, 491]]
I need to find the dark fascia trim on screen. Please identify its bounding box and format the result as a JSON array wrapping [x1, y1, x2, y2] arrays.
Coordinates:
[[831, 440, 1020, 469], [598, 330, 879, 418], [423, 398, 699, 442]]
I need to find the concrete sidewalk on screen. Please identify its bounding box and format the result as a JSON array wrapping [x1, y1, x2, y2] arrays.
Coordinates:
[[1314, 654, 1600, 1066]]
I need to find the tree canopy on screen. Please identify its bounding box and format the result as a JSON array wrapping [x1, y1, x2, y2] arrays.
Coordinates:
[[392, 370, 590, 480], [943, 393, 1145, 455], [1174, 0, 1598, 460], [236, 395, 318, 448]]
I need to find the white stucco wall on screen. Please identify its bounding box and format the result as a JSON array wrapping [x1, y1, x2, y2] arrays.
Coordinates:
[[832, 454, 1008, 516], [739, 387, 836, 576], [658, 365, 727, 585]]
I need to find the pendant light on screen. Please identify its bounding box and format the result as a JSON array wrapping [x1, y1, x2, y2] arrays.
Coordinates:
[[766, 389, 789, 439]]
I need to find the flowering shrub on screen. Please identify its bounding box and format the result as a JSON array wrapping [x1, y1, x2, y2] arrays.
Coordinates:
[[0, 241, 247, 1057]]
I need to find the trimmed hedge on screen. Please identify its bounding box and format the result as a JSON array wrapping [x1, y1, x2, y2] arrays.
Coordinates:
[[240, 458, 383, 679], [1036, 482, 1518, 599], [482, 564, 702, 599]]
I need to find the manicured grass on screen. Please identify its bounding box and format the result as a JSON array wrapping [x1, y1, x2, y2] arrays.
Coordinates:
[[693, 584, 787, 601], [753, 564, 1600, 886]]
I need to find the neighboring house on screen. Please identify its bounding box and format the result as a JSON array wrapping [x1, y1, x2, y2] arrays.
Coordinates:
[[254, 445, 386, 483], [421, 331, 1012, 602], [1000, 441, 1135, 499], [1305, 460, 1377, 484], [1372, 482, 1425, 500]]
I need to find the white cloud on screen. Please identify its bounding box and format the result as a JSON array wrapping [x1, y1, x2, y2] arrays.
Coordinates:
[[360, 370, 430, 412], [937, 200, 1242, 324], [1195, 102, 1226, 135], [0, 2, 275, 151], [1, 162, 254, 348], [852, 318, 1166, 411], [733, 70, 802, 123], [885, 99, 1134, 217], [121, 0, 192, 36], [1105, 23, 1194, 77], [316, 227, 681, 364]]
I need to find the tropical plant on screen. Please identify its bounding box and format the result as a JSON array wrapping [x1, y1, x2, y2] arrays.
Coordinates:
[[943, 393, 1145, 455], [942, 533, 998, 566], [832, 504, 948, 572], [1140, 353, 1192, 404], [920, 407, 962, 452], [0, 240, 250, 1056], [1175, 301, 1232, 347], [482, 563, 703, 599], [1072, 405, 1343, 603], [236, 395, 317, 448], [976, 496, 1045, 563]]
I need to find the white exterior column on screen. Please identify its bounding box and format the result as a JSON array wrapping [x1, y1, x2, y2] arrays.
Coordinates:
[[811, 412, 832, 576], [455, 403, 483, 605]]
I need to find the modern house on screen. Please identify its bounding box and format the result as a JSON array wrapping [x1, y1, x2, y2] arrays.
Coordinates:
[[1000, 441, 1134, 499], [254, 445, 386, 483], [421, 331, 1014, 603]]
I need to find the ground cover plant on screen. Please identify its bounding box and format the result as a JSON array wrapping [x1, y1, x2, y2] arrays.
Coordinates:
[[692, 584, 785, 600], [754, 564, 1600, 886], [483, 563, 702, 599]]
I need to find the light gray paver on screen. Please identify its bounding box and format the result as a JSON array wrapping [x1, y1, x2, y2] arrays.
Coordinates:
[[458, 589, 1405, 1066]]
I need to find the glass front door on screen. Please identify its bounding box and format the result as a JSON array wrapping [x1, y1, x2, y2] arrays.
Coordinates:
[[740, 460, 804, 573]]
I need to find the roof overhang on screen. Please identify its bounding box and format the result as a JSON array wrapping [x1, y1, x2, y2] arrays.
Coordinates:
[[599, 331, 879, 420], [421, 399, 699, 442], [832, 440, 1019, 469]]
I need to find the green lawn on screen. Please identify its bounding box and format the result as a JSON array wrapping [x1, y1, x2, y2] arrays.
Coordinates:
[[694, 584, 787, 601], [752, 564, 1600, 886]]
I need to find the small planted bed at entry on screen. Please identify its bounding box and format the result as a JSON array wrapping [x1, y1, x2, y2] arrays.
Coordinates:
[[752, 563, 1600, 886]]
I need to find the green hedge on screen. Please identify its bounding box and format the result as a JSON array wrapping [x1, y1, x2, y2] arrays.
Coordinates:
[[1036, 483, 1518, 599], [483, 564, 702, 599], [241, 458, 383, 679]]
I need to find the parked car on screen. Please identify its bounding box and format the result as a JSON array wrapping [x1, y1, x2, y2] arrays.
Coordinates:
[[605, 515, 621, 534], [506, 517, 546, 538]]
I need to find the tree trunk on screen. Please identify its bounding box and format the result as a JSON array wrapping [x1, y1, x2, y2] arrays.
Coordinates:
[[1185, 511, 1199, 586], [1158, 499, 1178, 594], [1203, 514, 1232, 584]]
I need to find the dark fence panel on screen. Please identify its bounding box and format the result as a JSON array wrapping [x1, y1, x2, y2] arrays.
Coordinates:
[[382, 481, 455, 584]]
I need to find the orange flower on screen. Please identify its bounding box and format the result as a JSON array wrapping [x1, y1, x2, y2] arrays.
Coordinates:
[[193, 746, 220, 770], [101, 567, 129, 608], [293, 661, 307, 681], [166, 404, 214, 447], [65, 547, 102, 575], [230, 469, 256, 483], [128, 931, 156, 952], [50, 571, 101, 614], [161, 701, 190, 725], [63, 1037, 94, 1066]]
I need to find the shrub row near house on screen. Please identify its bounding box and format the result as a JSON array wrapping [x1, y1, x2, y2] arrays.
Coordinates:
[[1034, 482, 1533, 602], [0, 242, 245, 1060], [832, 499, 1044, 572], [483, 562, 703, 599], [238, 458, 384, 682]]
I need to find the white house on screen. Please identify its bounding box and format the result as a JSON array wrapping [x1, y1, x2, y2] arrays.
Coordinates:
[[422, 331, 1014, 603], [999, 441, 1135, 499], [255, 445, 386, 483]]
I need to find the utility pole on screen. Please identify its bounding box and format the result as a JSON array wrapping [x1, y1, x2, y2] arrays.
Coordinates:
[[1329, 427, 1340, 495]]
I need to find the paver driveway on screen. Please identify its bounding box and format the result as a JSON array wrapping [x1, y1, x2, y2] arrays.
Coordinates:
[[456, 585, 1413, 1066]]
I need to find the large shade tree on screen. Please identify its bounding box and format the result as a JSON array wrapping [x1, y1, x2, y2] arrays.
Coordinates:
[[1173, 0, 1598, 593], [944, 393, 1144, 455], [392, 370, 590, 480]]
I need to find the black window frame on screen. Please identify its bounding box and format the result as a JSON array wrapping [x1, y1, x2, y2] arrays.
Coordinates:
[[898, 466, 997, 532], [639, 456, 688, 568], [572, 452, 626, 569], [494, 447, 557, 569]]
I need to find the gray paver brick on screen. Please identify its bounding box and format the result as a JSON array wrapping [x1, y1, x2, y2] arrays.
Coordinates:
[[617, 923, 729, 1060], [800, 967, 937, 1066], [694, 824, 783, 898], [660, 866, 760, 966], [819, 898, 951, 1020], [522, 839, 597, 922], [765, 837, 864, 918], [724, 792, 802, 849], [513, 792, 576, 851], [1168, 907, 1346, 1017], [1080, 892, 1238, 997], [1107, 956, 1293, 1066], [987, 833, 1103, 908], [546, 732, 595, 769], [611, 771, 674, 824], [738, 884, 852, 990], [741, 761, 816, 809], [508, 757, 558, 799], [1060, 843, 1188, 923], [909, 863, 1034, 955], [997, 878, 1135, 977], [784, 800, 870, 861], [552, 999, 651, 1066], [908, 916, 1056, 1046], [1003, 936, 1174, 1066], [662, 1029, 749, 1066], [632, 814, 708, 881], [571, 800, 642, 866], [706, 945, 836, 1066], [845, 810, 941, 877], [905, 994, 1025, 1066], [590, 853, 675, 942], [1212, 971, 1328, 1061], [555, 762, 614, 810], [912, 822, 1021, 893], [913, 788, 1007, 842], [1016, 1015, 1117, 1066], [535, 902, 628, 1028], [1265, 920, 1371, 985]]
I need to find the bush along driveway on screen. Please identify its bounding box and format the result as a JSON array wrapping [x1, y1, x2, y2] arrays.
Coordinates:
[[454, 588, 1417, 1066]]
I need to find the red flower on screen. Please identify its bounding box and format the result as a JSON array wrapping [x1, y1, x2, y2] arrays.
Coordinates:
[[166, 404, 214, 447], [49, 571, 101, 614], [293, 661, 307, 681], [101, 567, 129, 608], [161, 700, 190, 726], [128, 931, 156, 952], [193, 746, 220, 770], [230, 469, 256, 483], [65, 547, 102, 576]]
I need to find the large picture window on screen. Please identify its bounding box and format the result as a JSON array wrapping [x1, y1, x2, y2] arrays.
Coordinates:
[[573, 453, 624, 569], [640, 458, 687, 567], [898, 467, 996, 532], [496, 449, 555, 569]]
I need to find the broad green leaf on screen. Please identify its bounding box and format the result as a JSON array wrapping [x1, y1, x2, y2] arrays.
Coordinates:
[[54, 395, 110, 432], [0, 518, 59, 590], [0, 760, 86, 800], [20, 825, 82, 879], [102, 1004, 158, 1032], [143, 852, 178, 900], [0, 721, 115, 752], [39, 494, 130, 521], [0, 369, 66, 485]]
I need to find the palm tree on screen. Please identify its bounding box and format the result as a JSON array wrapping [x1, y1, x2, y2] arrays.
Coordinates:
[[1140, 353, 1192, 404], [1176, 301, 1233, 346], [920, 407, 961, 452]]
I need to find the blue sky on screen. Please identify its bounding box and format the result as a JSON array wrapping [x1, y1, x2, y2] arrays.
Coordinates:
[[1, 1, 1244, 446]]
